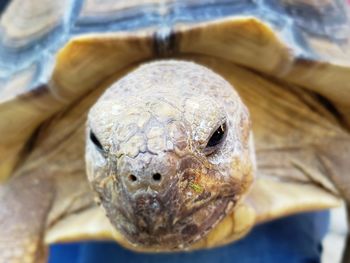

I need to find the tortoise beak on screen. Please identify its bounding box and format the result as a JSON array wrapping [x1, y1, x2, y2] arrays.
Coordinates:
[[117, 190, 235, 250]]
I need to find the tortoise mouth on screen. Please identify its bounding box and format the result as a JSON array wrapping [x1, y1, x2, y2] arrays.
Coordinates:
[[176, 196, 235, 248], [124, 195, 235, 251]]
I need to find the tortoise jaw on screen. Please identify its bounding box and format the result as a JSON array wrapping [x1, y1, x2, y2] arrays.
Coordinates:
[[175, 196, 236, 249], [121, 195, 235, 251]]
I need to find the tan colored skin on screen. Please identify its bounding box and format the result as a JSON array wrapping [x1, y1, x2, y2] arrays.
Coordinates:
[[86, 60, 254, 249], [0, 60, 255, 263], [1, 55, 348, 263]]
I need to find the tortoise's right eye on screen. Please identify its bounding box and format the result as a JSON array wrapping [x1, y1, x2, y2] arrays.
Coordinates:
[[204, 122, 227, 155], [90, 130, 104, 151]]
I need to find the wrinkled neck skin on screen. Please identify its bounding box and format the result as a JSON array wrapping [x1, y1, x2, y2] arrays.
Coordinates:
[[86, 60, 255, 251]]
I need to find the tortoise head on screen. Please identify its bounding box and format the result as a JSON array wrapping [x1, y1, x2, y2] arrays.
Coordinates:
[[85, 60, 254, 250]]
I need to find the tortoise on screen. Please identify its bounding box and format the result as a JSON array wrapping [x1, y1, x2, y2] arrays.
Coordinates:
[[0, 0, 350, 262]]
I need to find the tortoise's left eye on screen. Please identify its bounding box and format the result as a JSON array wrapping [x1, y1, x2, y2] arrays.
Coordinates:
[[204, 122, 227, 155], [90, 130, 104, 151]]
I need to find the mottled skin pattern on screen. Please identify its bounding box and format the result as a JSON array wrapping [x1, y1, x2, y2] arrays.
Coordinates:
[[86, 60, 254, 250]]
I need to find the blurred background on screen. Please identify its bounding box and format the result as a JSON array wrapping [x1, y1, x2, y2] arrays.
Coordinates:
[[322, 205, 347, 263]]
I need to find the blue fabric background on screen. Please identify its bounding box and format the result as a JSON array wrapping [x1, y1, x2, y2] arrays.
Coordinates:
[[49, 211, 329, 263]]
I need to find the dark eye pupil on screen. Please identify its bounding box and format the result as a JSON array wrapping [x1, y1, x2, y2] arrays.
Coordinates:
[[90, 130, 103, 151], [206, 123, 227, 148]]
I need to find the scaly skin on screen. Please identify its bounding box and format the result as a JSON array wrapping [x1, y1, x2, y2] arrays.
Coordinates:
[[86, 60, 255, 250]]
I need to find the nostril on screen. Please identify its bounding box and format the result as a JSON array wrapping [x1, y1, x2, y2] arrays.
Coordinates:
[[152, 173, 162, 181], [129, 174, 138, 182]]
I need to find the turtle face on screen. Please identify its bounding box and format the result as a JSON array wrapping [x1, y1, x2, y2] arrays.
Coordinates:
[[86, 60, 254, 250]]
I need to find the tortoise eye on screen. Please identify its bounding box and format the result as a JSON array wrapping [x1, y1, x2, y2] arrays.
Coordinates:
[[205, 122, 227, 154], [90, 130, 104, 151]]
